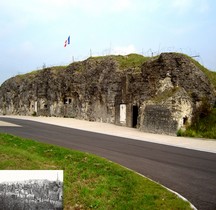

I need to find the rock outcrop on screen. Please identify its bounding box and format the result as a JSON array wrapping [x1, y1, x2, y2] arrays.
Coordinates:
[[0, 53, 215, 135]]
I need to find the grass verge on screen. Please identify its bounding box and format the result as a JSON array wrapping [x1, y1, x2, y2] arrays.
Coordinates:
[[177, 108, 216, 139], [0, 133, 193, 210]]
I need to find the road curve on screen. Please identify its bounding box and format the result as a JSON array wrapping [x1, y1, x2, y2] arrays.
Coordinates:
[[0, 117, 216, 210]]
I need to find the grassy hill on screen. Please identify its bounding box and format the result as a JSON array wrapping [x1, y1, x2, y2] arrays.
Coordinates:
[[16, 53, 216, 86]]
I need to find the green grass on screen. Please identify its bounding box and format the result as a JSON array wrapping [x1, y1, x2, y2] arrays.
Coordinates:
[[113, 53, 151, 71], [152, 87, 180, 103], [86, 53, 152, 72], [186, 55, 216, 89], [11, 65, 67, 82], [177, 108, 216, 139], [0, 133, 193, 210]]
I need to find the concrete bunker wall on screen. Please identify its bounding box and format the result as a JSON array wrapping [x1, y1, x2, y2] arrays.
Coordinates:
[[1, 53, 215, 136], [141, 105, 178, 135]]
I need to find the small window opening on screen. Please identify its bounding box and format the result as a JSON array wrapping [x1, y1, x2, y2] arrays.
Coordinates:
[[44, 104, 48, 109], [64, 98, 68, 104]]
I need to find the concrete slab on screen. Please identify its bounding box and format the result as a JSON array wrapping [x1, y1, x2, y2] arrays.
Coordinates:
[[0, 120, 21, 127]]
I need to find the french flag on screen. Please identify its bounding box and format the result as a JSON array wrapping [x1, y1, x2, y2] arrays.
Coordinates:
[[64, 36, 70, 47]]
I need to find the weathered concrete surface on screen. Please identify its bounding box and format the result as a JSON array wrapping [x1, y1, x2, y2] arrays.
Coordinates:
[[0, 53, 215, 135]]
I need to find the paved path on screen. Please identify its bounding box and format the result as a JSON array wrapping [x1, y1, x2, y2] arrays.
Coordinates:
[[1, 115, 216, 153], [0, 116, 216, 210]]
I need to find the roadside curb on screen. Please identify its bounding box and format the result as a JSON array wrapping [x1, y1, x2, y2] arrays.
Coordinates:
[[130, 168, 197, 210]]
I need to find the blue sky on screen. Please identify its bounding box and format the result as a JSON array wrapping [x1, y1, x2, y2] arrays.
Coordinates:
[[0, 0, 216, 84]]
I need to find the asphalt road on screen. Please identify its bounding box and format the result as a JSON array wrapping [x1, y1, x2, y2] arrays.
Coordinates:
[[0, 117, 216, 210]]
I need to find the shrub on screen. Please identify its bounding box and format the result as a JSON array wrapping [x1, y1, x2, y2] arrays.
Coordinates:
[[178, 108, 216, 139], [32, 111, 37, 116]]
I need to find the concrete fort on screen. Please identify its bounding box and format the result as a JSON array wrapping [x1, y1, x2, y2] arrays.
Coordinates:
[[0, 53, 215, 135]]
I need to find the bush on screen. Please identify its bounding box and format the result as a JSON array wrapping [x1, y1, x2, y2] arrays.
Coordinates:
[[32, 111, 37, 116], [176, 129, 184, 136], [178, 108, 216, 139]]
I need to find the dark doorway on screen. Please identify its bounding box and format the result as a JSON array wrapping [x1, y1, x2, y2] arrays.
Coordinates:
[[183, 116, 188, 125], [132, 105, 138, 128]]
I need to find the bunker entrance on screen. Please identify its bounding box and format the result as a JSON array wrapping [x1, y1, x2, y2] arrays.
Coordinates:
[[132, 105, 138, 128], [120, 104, 127, 125]]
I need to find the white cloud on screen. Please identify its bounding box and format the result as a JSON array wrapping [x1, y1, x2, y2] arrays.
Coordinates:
[[70, 0, 134, 15], [198, 0, 210, 13], [171, 0, 210, 14], [41, 0, 78, 6], [111, 0, 132, 12], [171, 0, 193, 13], [142, 0, 162, 13], [0, 0, 161, 26], [112, 44, 136, 55]]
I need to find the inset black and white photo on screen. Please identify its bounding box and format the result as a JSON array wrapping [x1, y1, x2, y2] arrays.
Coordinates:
[[0, 170, 63, 210]]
